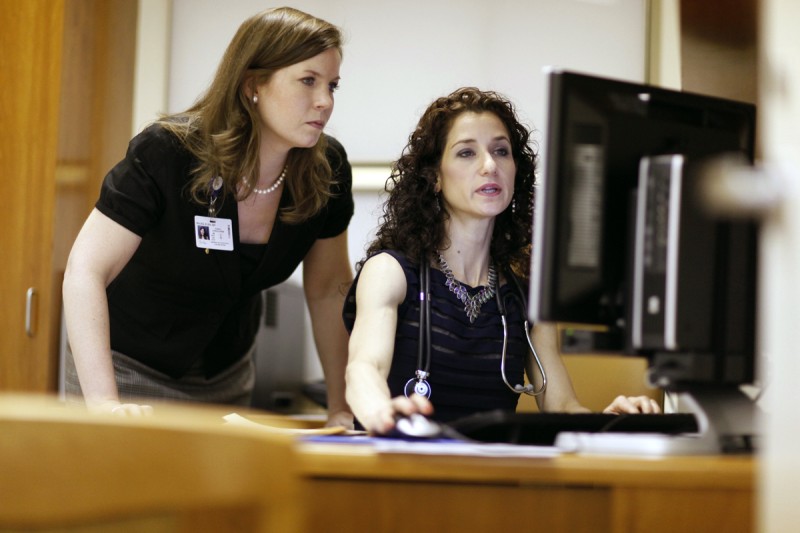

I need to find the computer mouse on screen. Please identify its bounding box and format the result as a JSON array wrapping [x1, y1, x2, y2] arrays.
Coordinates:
[[385, 413, 445, 439]]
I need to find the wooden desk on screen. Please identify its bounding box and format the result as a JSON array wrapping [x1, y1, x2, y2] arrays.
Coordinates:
[[297, 443, 755, 533]]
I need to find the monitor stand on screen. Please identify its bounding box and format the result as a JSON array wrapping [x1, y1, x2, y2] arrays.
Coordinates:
[[554, 386, 759, 456]]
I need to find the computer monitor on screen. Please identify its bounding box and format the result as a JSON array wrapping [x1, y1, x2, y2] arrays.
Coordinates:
[[530, 69, 759, 454]]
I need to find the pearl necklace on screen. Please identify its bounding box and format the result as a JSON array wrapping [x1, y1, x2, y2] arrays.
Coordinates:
[[438, 253, 497, 323], [244, 166, 287, 195]]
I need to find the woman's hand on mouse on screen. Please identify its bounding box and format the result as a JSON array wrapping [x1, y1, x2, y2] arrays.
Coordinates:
[[368, 395, 434, 434]]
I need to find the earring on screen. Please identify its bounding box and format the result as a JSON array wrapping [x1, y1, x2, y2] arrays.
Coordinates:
[[253, 94, 258, 104], [512, 198, 517, 214], [434, 194, 441, 213]]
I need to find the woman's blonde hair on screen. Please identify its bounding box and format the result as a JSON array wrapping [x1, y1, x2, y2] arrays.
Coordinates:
[[160, 7, 343, 223]]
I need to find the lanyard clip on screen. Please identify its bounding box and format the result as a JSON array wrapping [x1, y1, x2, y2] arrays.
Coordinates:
[[208, 176, 224, 216]]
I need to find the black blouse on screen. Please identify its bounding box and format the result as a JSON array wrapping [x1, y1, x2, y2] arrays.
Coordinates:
[[343, 250, 530, 423], [96, 125, 353, 378]]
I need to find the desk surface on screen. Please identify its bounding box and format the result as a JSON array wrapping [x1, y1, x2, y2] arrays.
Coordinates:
[[296, 441, 756, 533], [299, 440, 753, 484]]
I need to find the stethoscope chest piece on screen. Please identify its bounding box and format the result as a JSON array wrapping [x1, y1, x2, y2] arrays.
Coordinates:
[[404, 370, 432, 399]]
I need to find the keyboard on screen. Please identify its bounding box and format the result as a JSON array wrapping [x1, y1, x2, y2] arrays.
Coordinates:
[[447, 410, 698, 446]]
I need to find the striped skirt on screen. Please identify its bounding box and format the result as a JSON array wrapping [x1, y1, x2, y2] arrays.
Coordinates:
[[64, 344, 255, 407]]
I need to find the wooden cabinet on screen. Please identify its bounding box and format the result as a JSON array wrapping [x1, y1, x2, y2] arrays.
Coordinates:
[[0, 0, 65, 390], [0, 0, 136, 391], [298, 445, 755, 533]]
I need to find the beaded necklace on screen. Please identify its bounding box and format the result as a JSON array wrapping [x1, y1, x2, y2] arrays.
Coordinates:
[[437, 253, 497, 323]]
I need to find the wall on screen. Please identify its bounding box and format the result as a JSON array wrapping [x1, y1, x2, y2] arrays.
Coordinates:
[[647, 0, 681, 89], [759, 1, 800, 530], [167, 0, 646, 164], [132, 0, 171, 135]]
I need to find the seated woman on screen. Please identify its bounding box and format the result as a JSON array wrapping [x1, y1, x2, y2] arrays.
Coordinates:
[[343, 87, 660, 434]]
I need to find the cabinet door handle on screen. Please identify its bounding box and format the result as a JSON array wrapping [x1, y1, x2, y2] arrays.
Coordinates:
[[25, 287, 37, 337]]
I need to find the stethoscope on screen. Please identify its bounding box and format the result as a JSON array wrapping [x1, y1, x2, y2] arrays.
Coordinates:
[[404, 260, 548, 399]]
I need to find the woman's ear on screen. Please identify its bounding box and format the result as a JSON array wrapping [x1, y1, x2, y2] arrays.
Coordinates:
[[242, 73, 258, 101]]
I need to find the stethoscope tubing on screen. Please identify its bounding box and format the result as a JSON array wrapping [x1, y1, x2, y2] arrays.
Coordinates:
[[407, 259, 547, 399]]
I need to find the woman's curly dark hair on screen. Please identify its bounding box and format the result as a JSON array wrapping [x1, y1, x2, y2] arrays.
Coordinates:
[[362, 87, 538, 279]]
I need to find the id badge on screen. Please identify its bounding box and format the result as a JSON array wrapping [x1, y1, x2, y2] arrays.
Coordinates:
[[195, 215, 234, 251]]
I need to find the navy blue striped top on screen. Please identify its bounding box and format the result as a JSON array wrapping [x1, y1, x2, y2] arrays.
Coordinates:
[[343, 250, 530, 423]]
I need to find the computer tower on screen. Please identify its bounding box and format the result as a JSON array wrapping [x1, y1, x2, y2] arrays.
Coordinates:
[[630, 154, 756, 386], [251, 281, 308, 412]]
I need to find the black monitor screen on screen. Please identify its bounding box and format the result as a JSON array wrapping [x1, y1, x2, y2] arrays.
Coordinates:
[[530, 70, 757, 390]]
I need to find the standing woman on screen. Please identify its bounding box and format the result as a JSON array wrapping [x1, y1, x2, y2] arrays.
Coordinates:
[[63, 7, 354, 427], [344, 88, 659, 433]]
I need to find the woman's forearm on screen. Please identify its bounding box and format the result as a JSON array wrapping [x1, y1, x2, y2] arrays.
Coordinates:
[[62, 269, 120, 408]]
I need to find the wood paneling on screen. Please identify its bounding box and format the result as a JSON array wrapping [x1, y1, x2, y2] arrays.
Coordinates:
[[50, 0, 136, 392], [0, 0, 65, 389], [299, 445, 756, 533], [0, 0, 136, 392], [0, 395, 303, 531], [680, 0, 759, 108]]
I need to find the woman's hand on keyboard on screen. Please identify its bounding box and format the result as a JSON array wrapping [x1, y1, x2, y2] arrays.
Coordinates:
[[603, 395, 662, 414]]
